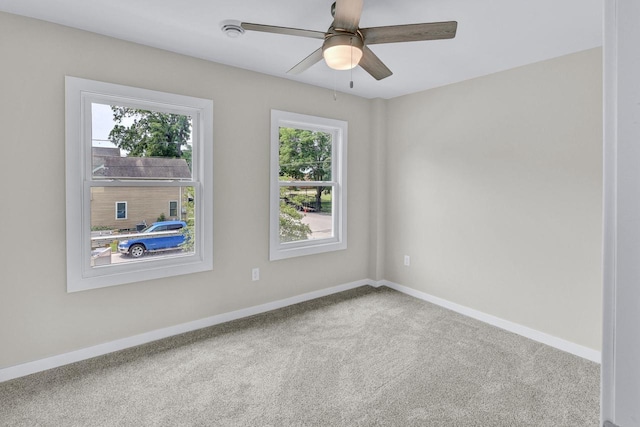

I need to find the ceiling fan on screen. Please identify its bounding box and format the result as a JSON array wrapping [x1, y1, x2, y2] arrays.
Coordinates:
[[240, 0, 457, 81]]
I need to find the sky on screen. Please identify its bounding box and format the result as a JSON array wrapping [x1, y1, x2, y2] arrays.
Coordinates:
[[91, 103, 126, 149]]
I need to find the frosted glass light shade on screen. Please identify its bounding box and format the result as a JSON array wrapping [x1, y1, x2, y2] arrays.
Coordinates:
[[322, 34, 364, 70], [323, 45, 363, 70]]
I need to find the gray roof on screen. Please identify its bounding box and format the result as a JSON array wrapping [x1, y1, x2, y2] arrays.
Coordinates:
[[92, 154, 191, 179], [92, 147, 121, 157]]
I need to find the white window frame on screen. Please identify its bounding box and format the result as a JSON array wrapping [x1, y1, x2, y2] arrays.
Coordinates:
[[65, 76, 213, 292], [270, 110, 347, 261], [115, 201, 127, 220]]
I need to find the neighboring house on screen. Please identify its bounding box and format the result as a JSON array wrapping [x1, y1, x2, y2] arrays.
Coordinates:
[[91, 148, 191, 230]]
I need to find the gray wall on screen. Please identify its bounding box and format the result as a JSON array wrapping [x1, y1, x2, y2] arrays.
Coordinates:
[[0, 12, 373, 368], [0, 9, 603, 370], [384, 48, 603, 350]]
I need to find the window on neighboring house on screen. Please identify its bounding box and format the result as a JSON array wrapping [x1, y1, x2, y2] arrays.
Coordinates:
[[270, 110, 347, 261], [116, 201, 127, 220], [169, 200, 178, 218], [65, 76, 213, 292]]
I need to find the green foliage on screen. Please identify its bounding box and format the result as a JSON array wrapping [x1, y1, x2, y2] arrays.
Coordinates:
[[109, 107, 192, 158], [182, 186, 195, 226], [181, 145, 193, 169], [91, 225, 112, 231], [279, 128, 332, 181], [291, 194, 309, 209], [279, 203, 311, 242], [280, 187, 332, 213], [157, 213, 166, 222], [179, 186, 196, 252], [180, 224, 195, 252], [279, 127, 332, 211]]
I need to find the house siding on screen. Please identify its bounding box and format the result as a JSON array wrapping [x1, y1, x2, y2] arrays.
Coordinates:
[[91, 187, 183, 230]]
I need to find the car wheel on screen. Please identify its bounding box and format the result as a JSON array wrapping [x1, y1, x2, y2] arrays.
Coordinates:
[[129, 244, 145, 258]]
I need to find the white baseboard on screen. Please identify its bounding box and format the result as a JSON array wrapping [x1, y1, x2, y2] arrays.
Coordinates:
[[0, 278, 600, 383], [379, 280, 601, 363], [0, 279, 374, 383]]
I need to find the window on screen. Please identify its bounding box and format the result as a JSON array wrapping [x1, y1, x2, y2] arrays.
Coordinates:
[[116, 201, 127, 220], [65, 77, 213, 292], [270, 110, 347, 260], [169, 200, 178, 218]]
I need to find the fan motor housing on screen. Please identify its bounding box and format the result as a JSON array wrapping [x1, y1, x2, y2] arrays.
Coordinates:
[[322, 32, 363, 51]]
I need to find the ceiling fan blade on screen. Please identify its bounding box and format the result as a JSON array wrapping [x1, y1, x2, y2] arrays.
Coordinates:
[[361, 21, 458, 45], [333, 0, 363, 32], [241, 22, 325, 39], [358, 46, 392, 80], [287, 48, 324, 75]]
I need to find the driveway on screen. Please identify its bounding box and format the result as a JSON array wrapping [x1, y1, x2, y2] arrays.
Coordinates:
[[301, 212, 333, 239]]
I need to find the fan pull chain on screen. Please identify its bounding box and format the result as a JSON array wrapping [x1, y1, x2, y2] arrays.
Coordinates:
[[333, 69, 338, 101], [350, 37, 354, 89]]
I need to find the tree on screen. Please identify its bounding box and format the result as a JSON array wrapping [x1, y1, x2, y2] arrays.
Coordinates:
[[179, 186, 196, 251], [109, 107, 191, 158], [279, 127, 332, 212], [279, 203, 311, 242], [181, 144, 193, 169]]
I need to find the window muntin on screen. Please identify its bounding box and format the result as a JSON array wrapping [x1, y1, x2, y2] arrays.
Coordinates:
[[66, 77, 213, 292], [270, 110, 347, 260]]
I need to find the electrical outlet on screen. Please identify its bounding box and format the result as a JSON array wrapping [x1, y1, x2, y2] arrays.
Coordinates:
[[404, 255, 410, 266], [252, 268, 260, 281]]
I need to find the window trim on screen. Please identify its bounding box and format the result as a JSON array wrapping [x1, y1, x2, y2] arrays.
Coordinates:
[[269, 110, 347, 261], [65, 76, 213, 292], [115, 201, 128, 220]]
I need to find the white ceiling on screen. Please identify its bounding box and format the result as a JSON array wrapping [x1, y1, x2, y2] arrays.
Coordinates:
[[0, 0, 603, 99]]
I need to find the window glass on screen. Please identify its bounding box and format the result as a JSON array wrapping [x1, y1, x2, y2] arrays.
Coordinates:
[[278, 128, 332, 181], [91, 103, 193, 181], [279, 186, 334, 242], [90, 185, 195, 267]]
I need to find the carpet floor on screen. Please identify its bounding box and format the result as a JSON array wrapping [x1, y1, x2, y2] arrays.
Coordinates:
[[0, 286, 599, 426]]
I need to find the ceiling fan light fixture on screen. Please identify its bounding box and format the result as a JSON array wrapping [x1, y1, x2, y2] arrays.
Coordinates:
[[322, 34, 363, 70]]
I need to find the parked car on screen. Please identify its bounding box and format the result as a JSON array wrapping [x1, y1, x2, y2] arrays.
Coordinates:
[[118, 220, 187, 258]]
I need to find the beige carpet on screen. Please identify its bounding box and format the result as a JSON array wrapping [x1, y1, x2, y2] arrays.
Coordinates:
[[0, 286, 599, 426]]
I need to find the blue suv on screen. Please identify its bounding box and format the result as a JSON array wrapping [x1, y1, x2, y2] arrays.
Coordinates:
[[118, 220, 187, 258]]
